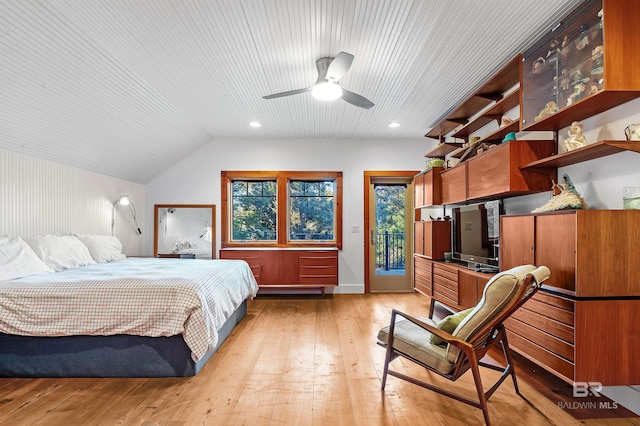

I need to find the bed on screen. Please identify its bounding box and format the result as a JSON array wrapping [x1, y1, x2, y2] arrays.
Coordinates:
[[0, 256, 258, 378]]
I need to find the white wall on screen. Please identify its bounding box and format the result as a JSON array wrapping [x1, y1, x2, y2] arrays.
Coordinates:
[[145, 138, 433, 293], [0, 148, 145, 255]]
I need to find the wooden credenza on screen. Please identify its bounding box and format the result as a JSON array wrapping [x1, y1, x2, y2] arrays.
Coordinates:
[[500, 210, 640, 385], [220, 248, 338, 293], [414, 256, 491, 311]]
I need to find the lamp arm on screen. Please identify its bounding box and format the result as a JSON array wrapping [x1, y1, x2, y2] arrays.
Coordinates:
[[128, 203, 142, 235]]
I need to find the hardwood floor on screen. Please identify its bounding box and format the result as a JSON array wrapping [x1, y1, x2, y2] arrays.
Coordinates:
[[0, 293, 638, 425]]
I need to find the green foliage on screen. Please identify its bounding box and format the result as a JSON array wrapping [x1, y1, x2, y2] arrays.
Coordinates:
[[375, 185, 406, 233]]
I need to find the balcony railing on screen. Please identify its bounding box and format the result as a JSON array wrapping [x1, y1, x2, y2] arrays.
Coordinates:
[[375, 231, 405, 271]]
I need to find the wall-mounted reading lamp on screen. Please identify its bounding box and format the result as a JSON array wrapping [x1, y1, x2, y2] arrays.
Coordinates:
[[111, 194, 142, 235]]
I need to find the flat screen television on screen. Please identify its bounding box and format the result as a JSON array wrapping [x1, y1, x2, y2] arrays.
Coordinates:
[[451, 200, 502, 270]]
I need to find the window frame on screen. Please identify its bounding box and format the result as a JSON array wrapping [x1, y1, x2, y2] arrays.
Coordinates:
[[221, 171, 343, 249]]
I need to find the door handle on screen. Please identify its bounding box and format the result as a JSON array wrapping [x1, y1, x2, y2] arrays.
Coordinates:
[[371, 230, 375, 244]]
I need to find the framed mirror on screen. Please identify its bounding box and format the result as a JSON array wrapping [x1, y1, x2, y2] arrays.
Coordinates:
[[154, 204, 216, 259]]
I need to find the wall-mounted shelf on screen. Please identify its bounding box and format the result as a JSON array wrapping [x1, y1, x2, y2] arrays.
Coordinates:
[[425, 55, 521, 141], [452, 89, 520, 139], [522, 140, 640, 170], [424, 142, 462, 158]]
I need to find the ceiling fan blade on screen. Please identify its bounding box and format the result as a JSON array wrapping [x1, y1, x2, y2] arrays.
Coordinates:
[[342, 89, 375, 109], [326, 51, 354, 82], [263, 87, 311, 99]]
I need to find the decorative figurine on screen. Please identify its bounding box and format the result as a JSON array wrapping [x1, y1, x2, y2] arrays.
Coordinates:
[[534, 101, 558, 122], [546, 40, 559, 68], [532, 57, 545, 74], [575, 24, 590, 50], [560, 35, 570, 59], [500, 115, 513, 128], [566, 82, 586, 106], [532, 174, 588, 213], [625, 123, 640, 141], [560, 68, 571, 91], [591, 45, 604, 75], [565, 121, 588, 151]]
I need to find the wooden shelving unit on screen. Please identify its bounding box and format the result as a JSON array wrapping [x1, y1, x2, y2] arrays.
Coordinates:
[[452, 89, 520, 139], [520, 0, 640, 131], [425, 55, 521, 141], [522, 140, 640, 170]]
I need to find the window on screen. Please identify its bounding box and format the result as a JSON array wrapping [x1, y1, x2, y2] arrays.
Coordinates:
[[222, 171, 342, 248], [289, 180, 335, 241], [231, 180, 277, 241]]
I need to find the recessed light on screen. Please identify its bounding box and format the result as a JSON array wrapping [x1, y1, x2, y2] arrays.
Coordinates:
[[388, 122, 400, 128], [249, 121, 261, 128]]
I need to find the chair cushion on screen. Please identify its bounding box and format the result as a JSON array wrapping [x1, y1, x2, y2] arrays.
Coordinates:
[[446, 265, 537, 363], [430, 307, 474, 346], [378, 317, 454, 375]]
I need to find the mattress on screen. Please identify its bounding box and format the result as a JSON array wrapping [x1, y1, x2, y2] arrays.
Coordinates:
[[0, 257, 259, 361]]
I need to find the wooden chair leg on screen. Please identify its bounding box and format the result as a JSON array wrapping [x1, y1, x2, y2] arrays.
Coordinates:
[[501, 337, 520, 396], [470, 355, 491, 426]]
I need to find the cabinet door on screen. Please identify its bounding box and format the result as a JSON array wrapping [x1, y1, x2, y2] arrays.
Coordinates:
[[466, 143, 511, 199], [440, 166, 467, 204], [500, 215, 534, 270], [260, 250, 299, 285], [414, 173, 425, 207], [414, 221, 424, 256], [535, 214, 576, 292], [423, 167, 443, 206], [458, 270, 478, 309]]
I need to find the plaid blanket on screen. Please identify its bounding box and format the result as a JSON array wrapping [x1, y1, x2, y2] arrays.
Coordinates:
[[0, 258, 258, 360]]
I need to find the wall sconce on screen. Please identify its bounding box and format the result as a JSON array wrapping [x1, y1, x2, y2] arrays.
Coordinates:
[[111, 194, 142, 235]]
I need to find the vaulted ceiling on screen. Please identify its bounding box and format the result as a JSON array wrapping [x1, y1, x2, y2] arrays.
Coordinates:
[[1, 0, 583, 183]]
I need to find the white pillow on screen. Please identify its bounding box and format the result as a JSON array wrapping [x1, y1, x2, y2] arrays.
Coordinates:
[[76, 234, 126, 263], [23, 235, 96, 272], [0, 236, 53, 280]]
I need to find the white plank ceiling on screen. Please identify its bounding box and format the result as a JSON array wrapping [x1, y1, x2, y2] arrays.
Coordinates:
[[1, 0, 583, 183]]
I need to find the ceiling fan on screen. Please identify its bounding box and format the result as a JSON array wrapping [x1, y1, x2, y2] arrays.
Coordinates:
[[262, 52, 375, 109]]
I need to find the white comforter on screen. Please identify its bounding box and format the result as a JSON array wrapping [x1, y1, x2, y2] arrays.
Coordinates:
[[0, 258, 258, 360]]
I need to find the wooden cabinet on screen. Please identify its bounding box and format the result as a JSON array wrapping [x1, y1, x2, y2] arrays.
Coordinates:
[[500, 210, 640, 385], [465, 140, 556, 200], [219, 249, 338, 291], [414, 220, 450, 260], [521, 0, 640, 131], [419, 260, 492, 311], [414, 167, 443, 209], [440, 165, 466, 204], [501, 210, 640, 297], [506, 288, 640, 385]]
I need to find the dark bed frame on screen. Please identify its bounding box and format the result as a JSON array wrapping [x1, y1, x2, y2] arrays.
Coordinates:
[[0, 300, 247, 378]]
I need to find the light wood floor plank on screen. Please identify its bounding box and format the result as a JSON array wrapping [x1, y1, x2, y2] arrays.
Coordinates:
[[0, 293, 637, 425]]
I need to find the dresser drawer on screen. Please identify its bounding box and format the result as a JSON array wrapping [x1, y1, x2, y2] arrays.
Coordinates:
[[508, 330, 575, 382], [505, 317, 574, 362], [299, 256, 338, 267], [433, 263, 457, 282]]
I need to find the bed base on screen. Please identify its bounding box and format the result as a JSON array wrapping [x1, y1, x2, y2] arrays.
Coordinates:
[[0, 300, 247, 378]]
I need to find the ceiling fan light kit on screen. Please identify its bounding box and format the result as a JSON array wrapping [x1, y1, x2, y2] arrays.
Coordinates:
[[263, 51, 374, 109], [312, 81, 343, 101]]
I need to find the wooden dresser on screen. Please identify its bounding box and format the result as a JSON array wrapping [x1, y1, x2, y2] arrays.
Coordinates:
[[500, 210, 640, 385], [220, 248, 338, 294]]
